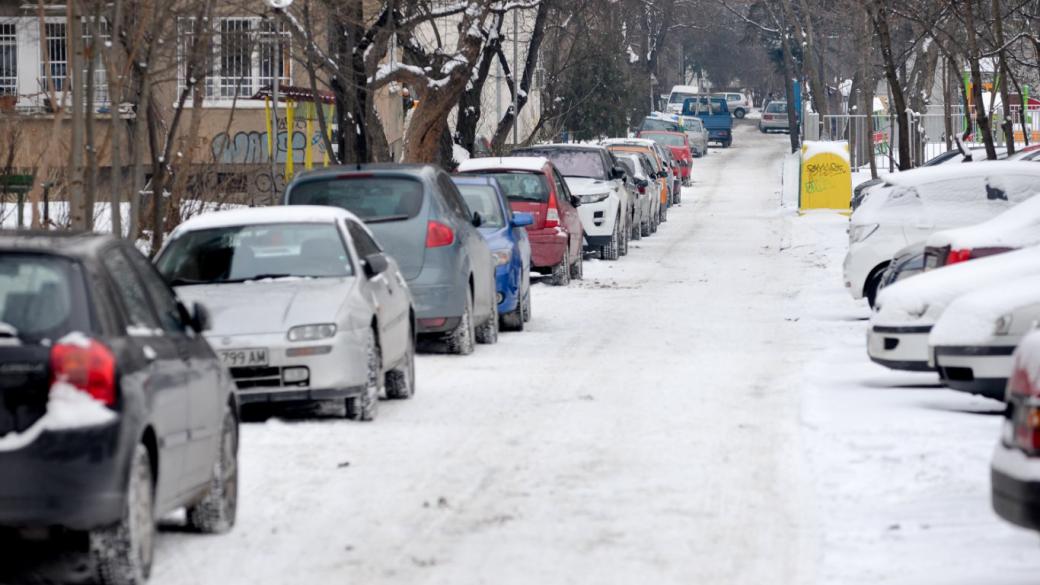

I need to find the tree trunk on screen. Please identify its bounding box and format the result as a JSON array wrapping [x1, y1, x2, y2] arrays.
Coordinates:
[[83, 0, 101, 231], [106, 0, 125, 237], [960, 0, 998, 159], [991, 0, 1015, 154], [68, 1, 87, 229], [779, 21, 800, 152], [491, 2, 550, 151], [871, 2, 912, 170], [457, 13, 503, 154]]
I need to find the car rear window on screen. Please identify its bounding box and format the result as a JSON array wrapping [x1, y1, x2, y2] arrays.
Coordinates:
[[669, 92, 695, 104], [0, 254, 89, 342], [157, 223, 353, 285], [640, 118, 681, 132], [476, 172, 550, 203], [456, 185, 506, 228], [287, 177, 423, 222], [766, 102, 787, 113], [518, 149, 607, 180], [641, 133, 686, 147]]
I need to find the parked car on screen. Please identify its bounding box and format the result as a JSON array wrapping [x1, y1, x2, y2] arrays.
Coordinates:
[[1007, 144, 1040, 162], [640, 114, 686, 134], [456, 157, 584, 284], [639, 130, 693, 187], [0, 232, 237, 584], [868, 246, 1040, 371], [877, 241, 927, 293], [157, 206, 416, 420], [452, 176, 534, 331], [615, 153, 656, 238], [758, 101, 789, 133], [843, 162, 1040, 307], [603, 138, 670, 224], [666, 84, 699, 115], [991, 329, 1040, 531], [930, 274, 1040, 400], [682, 95, 733, 147], [284, 165, 497, 354], [510, 144, 631, 260], [714, 91, 751, 119], [923, 194, 1040, 271], [682, 116, 709, 157]]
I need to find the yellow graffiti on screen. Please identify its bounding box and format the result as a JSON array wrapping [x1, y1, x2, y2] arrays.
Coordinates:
[[800, 147, 851, 211]]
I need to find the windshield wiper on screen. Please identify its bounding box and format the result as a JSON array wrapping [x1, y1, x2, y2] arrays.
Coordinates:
[[366, 214, 411, 223], [168, 277, 207, 286]]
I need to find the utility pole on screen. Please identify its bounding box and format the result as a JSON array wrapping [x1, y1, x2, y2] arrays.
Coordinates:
[[265, 0, 294, 202], [512, 8, 518, 146]]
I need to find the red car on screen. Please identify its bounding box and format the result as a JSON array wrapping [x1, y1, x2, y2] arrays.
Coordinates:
[[457, 157, 585, 285], [638, 130, 693, 186]]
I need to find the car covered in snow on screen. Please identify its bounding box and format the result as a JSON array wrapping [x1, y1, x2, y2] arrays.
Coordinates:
[[157, 207, 417, 420], [843, 162, 1040, 307], [615, 152, 659, 238], [284, 165, 497, 354], [869, 246, 1040, 371], [923, 194, 1040, 272], [457, 156, 585, 284], [0, 232, 237, 584], [512, 144, 632, 260], [991, 328, 1040, 531], [452, 176, 534, 331], [929, 275, 1040, 400]]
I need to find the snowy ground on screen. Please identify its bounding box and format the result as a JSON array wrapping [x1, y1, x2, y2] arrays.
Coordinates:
[[5, 121, 1040, 584]]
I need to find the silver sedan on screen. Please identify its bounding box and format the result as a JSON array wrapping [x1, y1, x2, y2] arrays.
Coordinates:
[[155, 206, 416, 421]]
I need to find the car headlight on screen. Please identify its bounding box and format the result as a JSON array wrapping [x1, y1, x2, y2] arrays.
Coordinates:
[[849, 223, 879, 243], [287, 323, 337, 342], [492, 249, 512, 266], [995, 314, 1013, 335], [580, 192, 610, 204]]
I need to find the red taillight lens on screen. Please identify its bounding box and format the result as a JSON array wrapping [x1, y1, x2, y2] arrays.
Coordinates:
[[50, 339, 116, 406], [544, 187, 561, 229], [425, 221, 455, 248], [637, 185, 646, 194], [946, 248, 972, 265]]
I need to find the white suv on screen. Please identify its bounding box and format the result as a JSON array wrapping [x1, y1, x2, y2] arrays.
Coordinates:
[[715, 92, 751, 119]]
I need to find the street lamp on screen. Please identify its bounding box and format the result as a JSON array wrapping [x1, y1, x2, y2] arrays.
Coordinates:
[[264, 0, 292, 203]]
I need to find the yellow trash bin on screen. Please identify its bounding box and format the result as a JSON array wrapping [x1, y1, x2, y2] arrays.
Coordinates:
[[800, 141, 852, 212]]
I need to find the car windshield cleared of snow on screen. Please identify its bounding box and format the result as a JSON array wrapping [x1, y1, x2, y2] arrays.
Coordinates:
[[480, 171, 551, 203], [766, 102, 787, 113], [157, 223, 353, 285], [642, 132, 687, 147], [640, 118, 683, 132], [522, 150, 607, 179], [684, 118, 704, 130], [286, 177, 423, 222], [456, 185, 507, 228], [0, 254, 88, 342], [669, 91, 695, 104]]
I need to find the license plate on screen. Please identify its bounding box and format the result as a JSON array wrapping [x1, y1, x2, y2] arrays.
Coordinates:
[[219, 348, 269, 368]]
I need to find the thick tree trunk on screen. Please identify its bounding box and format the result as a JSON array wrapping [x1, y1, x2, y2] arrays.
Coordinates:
[[456, 13, 503, 154], [991, 0, 1014, 154], [871, 3, 912, 170], [960, 0, 998, 160], [68, 1, 87, 229], [491, 3, 549, 151], [780, 30, 800, 152]]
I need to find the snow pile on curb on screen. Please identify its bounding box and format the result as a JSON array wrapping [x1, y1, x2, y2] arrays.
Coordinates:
[[0, 381, 116, 452]]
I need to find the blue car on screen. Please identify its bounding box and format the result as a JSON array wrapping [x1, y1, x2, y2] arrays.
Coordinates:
[[452, 176, 534, 331]]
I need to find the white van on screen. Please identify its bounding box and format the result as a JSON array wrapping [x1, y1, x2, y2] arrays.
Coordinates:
[[666, 85, 699, 114]]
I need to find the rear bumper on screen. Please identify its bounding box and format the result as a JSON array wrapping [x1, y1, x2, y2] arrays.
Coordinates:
[[527, 227, 568, 269], [934, 345, 1014, 400], [238, 385, 366, 405], [409, 280, 467, 325], [0, 421, 127, 530], [708, 129, 732, 142], [992, 443, 1040, 531]]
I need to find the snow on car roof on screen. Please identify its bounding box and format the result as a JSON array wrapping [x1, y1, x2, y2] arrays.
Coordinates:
[[926, 194, 1040, 250], [873, 245, 1040, 326], [884, 161, 1040, 187], [602, 138, 658, 148], [929, 274, 1040, 347], [457, 157, 550, 173], [172, 205, 356, 236]]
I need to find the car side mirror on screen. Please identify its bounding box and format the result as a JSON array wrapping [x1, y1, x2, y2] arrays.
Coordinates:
[[472, 211, 483, 228], [511, 212, 534, 228], [635, 178, 649, 189], [363, 253, 389, 278], [569, 195, 581, 207], [610, 167, 625, 180], [180, 301, 211, 333]]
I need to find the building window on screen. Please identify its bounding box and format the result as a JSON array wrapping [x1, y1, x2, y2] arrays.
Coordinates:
[[258, 20, 289, 92], [0, 23, 15, 95], [83, 19, 111, 105], [43, 22, 67, 93], [219, 18, 252, 98], [178, 17, 290, 103]]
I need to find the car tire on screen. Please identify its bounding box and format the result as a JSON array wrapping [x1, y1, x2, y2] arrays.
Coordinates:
[[501, 285, 525, 332], [475, 299, 499, 344], [446, 288, 477, 353], [346, 329, 381, 420], [865, 267, 887, 309], [385, 326, 415, 399], [569, 249, 583, 280], [619, 215, 629, 256], [632, 212, 642, 241], [90, 444, 155, 585], [723, 139, 732, 148], [659, 202, 668, 224], [602, 219, 620, 261], [186, 407, 238, 534], [550, 248, 571, 286], [650, 209, 658, 234], [734, 108, 746, 119]]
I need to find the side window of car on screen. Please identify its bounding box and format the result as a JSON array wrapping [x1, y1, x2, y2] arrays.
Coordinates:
[[100, 248, 162, 335], [437, 174, 471, 220], [552, 169, 570, 200], [122, 246, 186, 334], [347, 220, 382, 258]]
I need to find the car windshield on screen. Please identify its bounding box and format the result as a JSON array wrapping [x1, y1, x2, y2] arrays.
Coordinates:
[[0, 254, 88, 342], [684, 97, 728, 115], [478, 171, 550, 203], [456, 184, 506, 228], [641, 118, 681, 132], [669, 92, 695, 104], [619, 155, 647, 179], [684, 119, 703, 131], [642, 133, 686, 147], [157, 223, 353, 285], [766, 102, 787, 114], [520, 150, 606, 179], [287, 177, 423, 222]]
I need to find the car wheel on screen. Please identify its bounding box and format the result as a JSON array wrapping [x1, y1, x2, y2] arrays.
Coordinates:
[[570, 249, 583, 280], [186, 407, 238, 534], [865, 268, 886, 309], [446, 288, 477, 353], [346, 329, 381, 420], [723, 139, 732, 148], [522, 287, 532, 322], [659, 202, 668, 224], [619, 215, 629, 256], [90, 444, 155, 585], [385, 326, 415, 399], [632, 212, 642, 241], [734, 108, 746, 119], [550, 248, 571, 286], [650, 209, 658, 234], [602, 218, 620, 260], [501, 286, 524, 332], [475, 299, 499, 344]]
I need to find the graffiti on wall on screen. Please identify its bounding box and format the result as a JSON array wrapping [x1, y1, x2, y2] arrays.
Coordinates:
[[211, 129, 332, 165]]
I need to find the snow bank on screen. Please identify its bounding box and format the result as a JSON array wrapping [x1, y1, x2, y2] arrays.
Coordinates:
[[0, 381, 116, 452], [926, 194, 1040, 250], [874, 246, 1040, 326], [929, 275, 1040, 346], [802, 140, 849, 163]]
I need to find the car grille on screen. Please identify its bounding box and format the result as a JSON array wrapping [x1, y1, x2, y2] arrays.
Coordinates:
[[229, 366, 283, 389]]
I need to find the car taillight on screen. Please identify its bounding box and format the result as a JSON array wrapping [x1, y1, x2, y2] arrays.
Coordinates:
[[1008, 363, 1040, 451], [545, 183, 561, 228], [946, 248, 972, 265], [50, 339, 116, 406], [638, 185, 646, 194], [425, 220, 455, 248]]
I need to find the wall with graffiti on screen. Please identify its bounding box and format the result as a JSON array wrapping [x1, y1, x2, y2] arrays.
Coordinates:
[[210, 129, 332, 165]]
